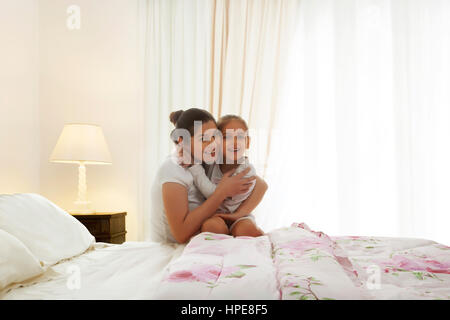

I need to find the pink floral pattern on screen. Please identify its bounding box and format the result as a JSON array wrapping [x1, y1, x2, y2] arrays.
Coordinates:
[[166, 264, 257, 284], [158, 227, 450, 300], [377, 255, 450, 275], [278, 238, 334, 256]]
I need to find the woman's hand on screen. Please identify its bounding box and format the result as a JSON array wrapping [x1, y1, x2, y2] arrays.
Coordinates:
[[216, 167, 255, 198], [176, 144, 194, 168]]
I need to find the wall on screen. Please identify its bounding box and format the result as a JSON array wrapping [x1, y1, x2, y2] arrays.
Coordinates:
[[0, 0, 40, 194], [38, 0, 142, 240]]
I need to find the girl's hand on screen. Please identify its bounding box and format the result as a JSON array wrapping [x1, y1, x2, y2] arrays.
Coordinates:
[[216, 167, 255, 198]]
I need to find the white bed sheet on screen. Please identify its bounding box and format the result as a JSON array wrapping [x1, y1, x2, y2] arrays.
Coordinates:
[[1, 241, 185, 300]]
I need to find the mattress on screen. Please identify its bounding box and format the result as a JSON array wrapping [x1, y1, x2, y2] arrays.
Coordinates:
[[2, 223, 449, 300]]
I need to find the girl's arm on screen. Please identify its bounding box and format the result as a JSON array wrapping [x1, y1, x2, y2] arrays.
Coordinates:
[[188, 165, 217, 198], [162, 168, 255, 244]]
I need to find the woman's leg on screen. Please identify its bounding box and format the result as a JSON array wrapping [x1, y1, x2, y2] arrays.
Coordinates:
[[201, 216, 229, 234], [231, 219, 264, 237]]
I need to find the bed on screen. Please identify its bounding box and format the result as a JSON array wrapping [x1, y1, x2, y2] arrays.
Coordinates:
[[1, 194, 449, 300]]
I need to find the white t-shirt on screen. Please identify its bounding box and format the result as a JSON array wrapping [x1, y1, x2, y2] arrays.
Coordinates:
[[149, 155, 205, 243]]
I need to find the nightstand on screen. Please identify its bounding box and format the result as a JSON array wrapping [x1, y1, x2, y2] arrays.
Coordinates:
[[70, 212, 127, 244]]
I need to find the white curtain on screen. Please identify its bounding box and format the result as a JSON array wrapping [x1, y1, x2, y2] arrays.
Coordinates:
[[138, 0, 298, 240], [261, 0, 450, 245], [140, 0, 450, 244]]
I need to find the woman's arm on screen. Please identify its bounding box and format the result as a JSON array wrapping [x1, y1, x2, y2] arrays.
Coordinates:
[[236, 175, 268, 214], [162, 183, 228, 244], [215, 176, 268, 222], [162, 168, 255, 244]]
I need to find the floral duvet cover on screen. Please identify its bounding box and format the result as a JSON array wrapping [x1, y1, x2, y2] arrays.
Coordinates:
[[155, 223, 450, 300]]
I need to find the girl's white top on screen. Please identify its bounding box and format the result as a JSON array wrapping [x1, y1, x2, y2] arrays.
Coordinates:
[[188, 157, 256, 213]]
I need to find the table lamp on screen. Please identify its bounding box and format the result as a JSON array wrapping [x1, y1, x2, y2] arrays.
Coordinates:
[[50, 123, 112, 213]]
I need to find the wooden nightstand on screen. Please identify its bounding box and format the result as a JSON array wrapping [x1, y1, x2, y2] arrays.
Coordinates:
[[70, 212, 127, 244]]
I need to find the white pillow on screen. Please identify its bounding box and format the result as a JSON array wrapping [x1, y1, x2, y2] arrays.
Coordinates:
[[0, 193, 95, 266], [0, 229, 44, 290]]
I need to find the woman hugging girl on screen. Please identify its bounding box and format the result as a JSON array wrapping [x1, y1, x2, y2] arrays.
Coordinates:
[[149, 108, 267, 244]]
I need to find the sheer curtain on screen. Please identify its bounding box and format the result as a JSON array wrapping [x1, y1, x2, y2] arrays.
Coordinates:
[[140, 0, 450, 244], [138, 0, 298, 240], [261, 0, 450, 244]]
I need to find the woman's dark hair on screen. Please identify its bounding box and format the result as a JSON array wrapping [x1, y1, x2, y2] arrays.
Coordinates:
[[169, 108, 216, 143]]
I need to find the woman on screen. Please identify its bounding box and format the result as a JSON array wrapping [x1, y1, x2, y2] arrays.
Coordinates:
[[149, 108, 268, 244]]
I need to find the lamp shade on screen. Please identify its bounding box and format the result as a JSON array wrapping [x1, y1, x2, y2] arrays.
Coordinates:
[[50, 124, 112, 164]]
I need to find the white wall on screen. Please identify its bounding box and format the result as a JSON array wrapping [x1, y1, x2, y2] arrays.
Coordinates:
[[38, 0, 142, 240], [0, 0, 40, 194]]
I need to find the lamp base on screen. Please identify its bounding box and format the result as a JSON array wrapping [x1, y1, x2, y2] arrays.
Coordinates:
[[71, 200, 95, 214]]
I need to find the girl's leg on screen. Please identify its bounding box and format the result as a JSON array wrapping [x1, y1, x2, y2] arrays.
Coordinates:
[[201, 216, 229, 234], [231, 219, 264, 237]]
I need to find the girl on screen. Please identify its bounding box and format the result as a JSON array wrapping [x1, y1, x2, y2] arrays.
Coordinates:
[[188, 115, 264, 237], [149, 108, 268, 244]]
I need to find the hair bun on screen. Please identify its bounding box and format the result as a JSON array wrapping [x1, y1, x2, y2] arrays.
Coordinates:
[[169, 110, 184, 125]]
